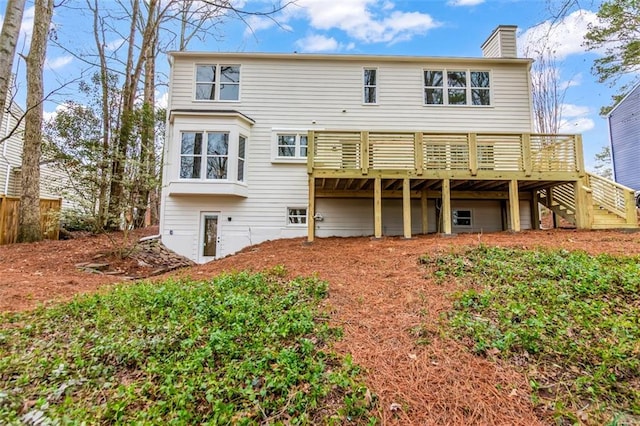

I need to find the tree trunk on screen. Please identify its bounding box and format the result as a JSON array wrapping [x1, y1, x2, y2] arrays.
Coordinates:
[[18, 0, 54, 243], [0, 0, 26, 131]]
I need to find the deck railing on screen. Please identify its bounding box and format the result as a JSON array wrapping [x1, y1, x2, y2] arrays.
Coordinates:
[[308, 131, 582, 176], [586, 173, 636, 222]]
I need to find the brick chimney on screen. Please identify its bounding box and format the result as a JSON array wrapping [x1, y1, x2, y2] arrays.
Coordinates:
[[481, 25, 518, 58]]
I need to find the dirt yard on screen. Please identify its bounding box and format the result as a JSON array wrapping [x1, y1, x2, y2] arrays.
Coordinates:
[[2, 227, 640, 424]]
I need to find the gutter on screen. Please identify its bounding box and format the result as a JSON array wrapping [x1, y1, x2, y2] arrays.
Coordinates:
[[1, 108, 11, 195]]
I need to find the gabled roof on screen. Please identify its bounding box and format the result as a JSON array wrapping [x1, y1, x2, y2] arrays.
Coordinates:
[[606, 82, 640, 118]]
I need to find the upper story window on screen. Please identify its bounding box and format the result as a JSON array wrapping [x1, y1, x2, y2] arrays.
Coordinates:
[[276, 132, 308, 159], [195, 64, 240, 101], [363, 68, 377, 104], [424, 69, 490, 106], [180, 131, 229, 179]]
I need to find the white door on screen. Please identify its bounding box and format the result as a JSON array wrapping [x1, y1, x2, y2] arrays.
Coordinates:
[[199, 212, 220, 263]]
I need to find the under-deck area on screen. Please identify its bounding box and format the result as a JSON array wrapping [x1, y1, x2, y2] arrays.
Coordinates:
[[306, 131, 637, 241]]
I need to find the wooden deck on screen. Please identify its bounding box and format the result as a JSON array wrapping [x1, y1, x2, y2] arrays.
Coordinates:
[[306, 130, 637, 241]]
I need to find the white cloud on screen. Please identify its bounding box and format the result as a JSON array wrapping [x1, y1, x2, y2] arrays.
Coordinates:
[[156, 91, 169, 109], [518, 10, 600, 60], [262, 0, 439, 45], [559, 116, 595, 133], [558, 103, 594, 133], [560, 73, 582, 90], [45, 55, 72, 70], [105, 38, 125, 51], [561, 103, 590, 118], [447, 0, 485, 6], [295, 34, 353, 53]]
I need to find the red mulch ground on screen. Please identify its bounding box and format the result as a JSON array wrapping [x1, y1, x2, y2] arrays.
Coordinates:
[[2, 227, 640, 424]]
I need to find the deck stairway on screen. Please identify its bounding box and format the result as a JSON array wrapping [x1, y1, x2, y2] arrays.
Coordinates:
[[538, 172, 638, 229]]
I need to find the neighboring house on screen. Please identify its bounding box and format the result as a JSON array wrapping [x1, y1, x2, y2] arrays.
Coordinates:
[[161, 25, 638, 264], [0, 98, 71, 244], [608, 82, 640, 191]]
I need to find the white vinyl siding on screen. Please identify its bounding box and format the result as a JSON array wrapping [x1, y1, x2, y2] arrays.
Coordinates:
[[171, 58, 529, 132], [162, 54, 534, 262]]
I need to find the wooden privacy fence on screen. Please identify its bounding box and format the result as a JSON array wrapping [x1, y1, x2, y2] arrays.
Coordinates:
[[0, 196, 61, 245]]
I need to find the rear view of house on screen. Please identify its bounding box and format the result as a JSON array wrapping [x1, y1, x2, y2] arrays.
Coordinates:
[[160, 25, 637, 264], [608, 83, 640, 192]]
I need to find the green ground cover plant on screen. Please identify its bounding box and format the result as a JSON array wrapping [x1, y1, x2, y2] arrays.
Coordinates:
[[0, 268, 374, 424], [422, 246, 640, 425]]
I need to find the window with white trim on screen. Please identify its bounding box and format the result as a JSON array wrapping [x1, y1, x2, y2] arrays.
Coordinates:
[[195, 64, 240, 101], [238, 135, 246, 182], [276, 133, 308, 159], [287, 207, 307, 225], [363, 68, 377, 104], [180, 131, 230, 179], [452, 209, 472, 227], [424, 69, 490, 106]]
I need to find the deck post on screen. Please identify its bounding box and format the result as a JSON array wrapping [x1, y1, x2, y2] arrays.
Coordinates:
[[531, 190, 541, 230], [574, 178, 592, 229], [361, 131, 369, 175], [374, 177, 382, 238], [522, 133, 532, 177], [415, 132, 424, 176], [402, 178, 412, 238], [307, 131, 315, 174], [442, 179, 452, 234], [508, 179, 521, 232], [574, 134, 585, 177], [626, 189, 637, 226], [421, 189, 428, 234], [468, 133, 478, 176], [307, 177, 316, 242]]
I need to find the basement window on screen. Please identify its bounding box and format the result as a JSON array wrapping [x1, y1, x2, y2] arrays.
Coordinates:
[[453, 209, 472, 227], [287, 207, 307, 226]]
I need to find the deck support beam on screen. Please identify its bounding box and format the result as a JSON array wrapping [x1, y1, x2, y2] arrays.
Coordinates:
[[374, 177, 382, 238], [421, 190, 428, 234], [402, 178, 411, 238], [442, 179, 452, 234], [308, 177, 316, 242], [531, 190, 541, 230], [508, 179, 521, 232]]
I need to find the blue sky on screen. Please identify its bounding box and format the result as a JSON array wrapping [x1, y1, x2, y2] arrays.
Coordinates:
[[1, 0, 631, 169]]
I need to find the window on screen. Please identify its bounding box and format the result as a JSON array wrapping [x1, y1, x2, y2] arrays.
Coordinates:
[[180, 132, 203, 178], [195, 64, 240, 101], [287, 207, 307, 225], [452, 209, 472, 227], [206, 132, 229, 179], [238, 135, 246, 182], [276, 133, 308, 159], [180, 131, 229, 179], [363, 68, 377, 104], [424, 69, 490, 106]]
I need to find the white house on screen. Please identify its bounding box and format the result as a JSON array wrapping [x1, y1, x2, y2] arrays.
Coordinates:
[[160, 25, 637, 264]]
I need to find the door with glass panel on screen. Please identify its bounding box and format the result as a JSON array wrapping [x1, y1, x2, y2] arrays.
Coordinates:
[[200, 212, 220, 262]]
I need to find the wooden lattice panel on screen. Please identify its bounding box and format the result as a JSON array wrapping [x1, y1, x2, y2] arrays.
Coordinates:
[[476, 134, 523, 171], [422, 133, 469, 170], [369, 132, 415, 170], [530, 135, 577, 172], [313, 131, 362, 170]]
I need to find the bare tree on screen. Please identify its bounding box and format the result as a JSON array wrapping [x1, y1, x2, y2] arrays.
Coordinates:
[[0, 0, 26, 131], [18, 0, 54, 242], [528, 46, 567, 134]]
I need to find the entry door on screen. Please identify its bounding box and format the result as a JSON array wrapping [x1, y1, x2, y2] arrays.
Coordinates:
[[200, 212, 220, 262]]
